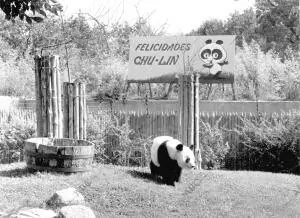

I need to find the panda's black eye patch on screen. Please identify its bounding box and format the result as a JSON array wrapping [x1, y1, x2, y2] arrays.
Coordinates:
[[212, 49, 223, 60], [201, 49, 211, 59], [185, 157, 190, 163]]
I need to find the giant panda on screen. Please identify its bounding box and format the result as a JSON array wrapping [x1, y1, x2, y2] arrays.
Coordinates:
[[199, 39, 228, 76], [150, 136, 196, 186]]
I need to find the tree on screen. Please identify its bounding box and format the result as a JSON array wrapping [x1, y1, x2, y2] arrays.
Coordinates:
[[189, 19, 227, 36], [255, 0, 299, 53], [0, 0, 63, 23]]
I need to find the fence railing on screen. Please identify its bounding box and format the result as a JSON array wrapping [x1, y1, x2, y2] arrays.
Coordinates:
[[1, 108, 300, 149]]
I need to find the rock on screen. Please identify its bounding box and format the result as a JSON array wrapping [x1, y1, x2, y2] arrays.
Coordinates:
[[0, 211, 8, 217], [46, 187, 85, 208], [9, 208, 57, 218], [59, 205, 95, 218]]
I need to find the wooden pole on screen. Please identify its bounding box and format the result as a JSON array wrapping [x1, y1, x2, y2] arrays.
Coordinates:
[[82, 83, 87, 140], [148, 83, 152, 98], [34, 56, 43, 137], [178, 75, 183, 141], [194, 73, 202, 170], [68, 83, 74, 138], [41, 57, 48, 137], [35, 55, 62, 138], [55, 56, 63, 138], [79, 83, 84, 139], [73, 83, 79, 139], [50, 56, 58, 138], [63, 82, 69, 138], [190, 73, 195, 147], [46, 56, 53, 138]]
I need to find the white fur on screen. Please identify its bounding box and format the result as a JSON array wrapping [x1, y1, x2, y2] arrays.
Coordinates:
[[151, 136, 174, 167]]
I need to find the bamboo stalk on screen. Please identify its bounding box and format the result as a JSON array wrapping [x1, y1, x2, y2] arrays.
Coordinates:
[[82, 83, 87, 140], [79, 83, 84, 139], [55, 56, 63, 138], [68, 83, 74, 138], [46, 56, 53, 138], [194, 73, 202, 170], [41, 57, 48, 137], [63, 82, 69, 138], [50, 56, 58, 138], [182, 75, 188, 146], [34, 56, 43, 137], [178, 75, 183, 141], [190, 73, 195, 147], [73, 83, 79, 139]]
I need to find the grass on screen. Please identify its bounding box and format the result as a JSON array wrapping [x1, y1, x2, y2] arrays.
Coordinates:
[[0, 163, 300, 218]]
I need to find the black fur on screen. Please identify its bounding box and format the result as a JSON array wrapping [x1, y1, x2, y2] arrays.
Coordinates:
[[150, 140, 182, 186]]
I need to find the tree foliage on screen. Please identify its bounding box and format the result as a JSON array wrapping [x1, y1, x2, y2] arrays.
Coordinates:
[[0, 0, 63, 23], [190, 0, 299, 54]]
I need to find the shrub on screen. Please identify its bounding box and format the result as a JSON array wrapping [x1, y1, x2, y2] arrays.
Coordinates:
[[0, 109, 36, 163], [87, 111, 152, 167], [199, 117, 230, 169], [234, 113, 300, 174]]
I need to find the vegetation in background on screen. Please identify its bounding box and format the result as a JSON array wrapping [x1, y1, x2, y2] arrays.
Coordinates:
[[199, 118, 230, 169], [0, 0, 298, 100], [0, 0, 63, 23], [233, 113, 300, 174], [0, 110, 36, 163], [87, 112, 152, 167]]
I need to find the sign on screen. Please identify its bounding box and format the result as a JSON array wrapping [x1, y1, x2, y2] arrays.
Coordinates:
[[128, 35, 235, 81]]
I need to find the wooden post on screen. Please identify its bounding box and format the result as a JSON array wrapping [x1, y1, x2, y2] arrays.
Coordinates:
[[41, 57, 48, 137], [73, 83, 79, 139], [63, 82, 87, 140], [178, 75, 183, 141], [34, 56, 43, 137], [194, 73, 202, 170], [82, 83, 87, 139], [46, 56, 53, 138], [63, 83, 69, 138], [55, 56, 63, 138], [35, 55, 62, 138], [190, 73, 195, 147], [50, 56, 58, 138], [79, 83, 84, 139], [148, 83, 152, 98], [68, 83, 74, 139]]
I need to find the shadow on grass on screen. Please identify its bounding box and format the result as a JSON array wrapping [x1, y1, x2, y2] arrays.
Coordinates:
[[127, 169, 163, 185], [0, 167, 34, 177]]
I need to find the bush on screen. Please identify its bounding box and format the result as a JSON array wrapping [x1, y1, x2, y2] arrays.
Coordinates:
[[234, 40, 300, 101], [87, 111, 152, 167], [199, 117, 230, 169], [0, 110, 36, 163], [234, 113, 300, 174]]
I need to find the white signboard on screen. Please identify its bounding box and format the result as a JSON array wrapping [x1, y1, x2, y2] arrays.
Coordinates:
[[128, 35, 235, 80]]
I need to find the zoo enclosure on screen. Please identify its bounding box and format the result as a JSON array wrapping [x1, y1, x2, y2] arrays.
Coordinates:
[[3, 99, 300, 146]]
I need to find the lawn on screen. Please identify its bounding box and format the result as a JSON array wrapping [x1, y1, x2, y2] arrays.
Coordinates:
[[0, 162, 300, 218]]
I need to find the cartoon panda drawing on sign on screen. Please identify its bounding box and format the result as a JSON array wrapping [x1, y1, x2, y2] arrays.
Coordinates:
[[199, 39, 228, 76]]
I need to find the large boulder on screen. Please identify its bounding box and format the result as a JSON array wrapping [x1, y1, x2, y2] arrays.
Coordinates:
[[59, 205, 95, 218], [9, 208, 57, 218], [46, 187, 85, 208]]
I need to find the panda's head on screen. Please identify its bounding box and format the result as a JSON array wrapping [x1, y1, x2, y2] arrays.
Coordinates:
[[199, 39, 227, 65], [173, 142, 196, 170]]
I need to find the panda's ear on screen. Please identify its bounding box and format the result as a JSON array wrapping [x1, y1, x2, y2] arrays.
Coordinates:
[[176, 144, 183, 151], [205, 39, 212, 44], [216, 40, 223, 45], [189, 144, 194, 150]]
